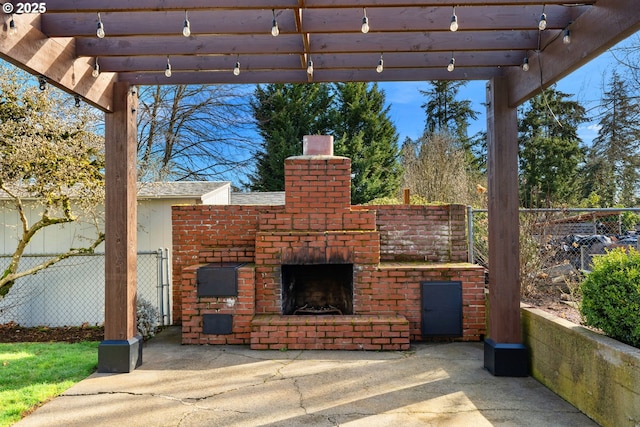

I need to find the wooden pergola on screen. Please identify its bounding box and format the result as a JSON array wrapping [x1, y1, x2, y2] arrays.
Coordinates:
[[1, 0, 638, 374]]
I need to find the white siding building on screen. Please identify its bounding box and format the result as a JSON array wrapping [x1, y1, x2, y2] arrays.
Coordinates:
[[0, 182, 232, 327]]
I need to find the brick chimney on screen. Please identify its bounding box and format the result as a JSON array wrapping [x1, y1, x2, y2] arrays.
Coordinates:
[[284, 135, 352, 219]]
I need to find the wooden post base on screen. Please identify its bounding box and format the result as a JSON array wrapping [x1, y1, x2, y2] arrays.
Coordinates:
[[98, 336, 143, 373], [484, 338, 528, 377]]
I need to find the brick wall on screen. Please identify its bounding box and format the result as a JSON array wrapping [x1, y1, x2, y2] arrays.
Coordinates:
[[173, 202, 485, 345], [284, 156, 351, 217], [172, 204, 282, 322], [364, 264, 486, 341], [181, 263, 256, 344], [353, 204, 468, 262], [250, 315, 411, 350]]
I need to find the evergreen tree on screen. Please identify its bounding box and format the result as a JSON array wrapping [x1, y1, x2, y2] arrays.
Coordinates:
[[249, 83, 402, 203], [419, 80, 484, 180], [248, 83, 333, 191], [584, 72, 640, 206], [330, 82, 402, 204], [420, 80, 478, 144], [518, 87, 587, 207]]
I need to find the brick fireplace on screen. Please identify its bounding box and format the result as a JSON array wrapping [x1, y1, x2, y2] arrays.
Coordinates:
[[173, 135, 485, 350]]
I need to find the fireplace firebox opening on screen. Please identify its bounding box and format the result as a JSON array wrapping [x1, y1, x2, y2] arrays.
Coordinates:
[[281, 264, 354, 315]]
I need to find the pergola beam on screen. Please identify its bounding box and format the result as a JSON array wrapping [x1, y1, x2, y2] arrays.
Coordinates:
[[0, 14, 115, 112], [44, 0, 595, 13], [117, 67, 500, 85], [506, 0, 640, 106], [42, 5, 582, 37], [34, 0, 603, 89], [98, 51, 524, 73], [76, 31, 539, 56]]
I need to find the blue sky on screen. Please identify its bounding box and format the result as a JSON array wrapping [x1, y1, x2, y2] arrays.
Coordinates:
[[378, 36, 635, 147]]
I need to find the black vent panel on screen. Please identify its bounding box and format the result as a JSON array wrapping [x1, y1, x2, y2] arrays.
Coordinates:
[[197, 263, 244, 298]]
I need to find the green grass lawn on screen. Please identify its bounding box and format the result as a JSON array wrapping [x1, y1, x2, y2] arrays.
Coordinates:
[[0, 341, 98, 427]]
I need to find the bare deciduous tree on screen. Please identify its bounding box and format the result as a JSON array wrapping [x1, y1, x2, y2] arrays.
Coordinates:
[[611, 34, 640, 93], [401, 132, 485, 206], [137, 84, 256, 184]]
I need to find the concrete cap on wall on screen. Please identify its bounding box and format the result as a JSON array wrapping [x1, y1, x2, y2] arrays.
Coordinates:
[[303, 135, 333, 156]]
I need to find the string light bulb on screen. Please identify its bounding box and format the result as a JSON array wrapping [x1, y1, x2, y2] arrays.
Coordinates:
[[182, 11, 191, 37], [38, 76, 47, 91], [447, 56, 455, 72], [74, 95, 81, 108], [92, 57, 100, 78], [563, 28, 571, 44], [376, 54, 384, 73], [307, 59, 314, 76], [96, 12, 105, 38], [538, 13, 547, 31], [522, 57, 529, 72], [271, 10, 279, 37], [9, 14, 17, 34], [449, 7, 458, 32], [361, 8, 369, 34], [233, 59, 240, 76], [165, 57, 172, 78]]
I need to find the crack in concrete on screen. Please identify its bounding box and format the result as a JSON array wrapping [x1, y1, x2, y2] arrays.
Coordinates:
[[176, 406, 199, 427], [65, 390, 205, 405], [262, 349, 304, 383], [66, 390, 253, 426], [65, 365, 304, 409], [292, 378, 308, 415]]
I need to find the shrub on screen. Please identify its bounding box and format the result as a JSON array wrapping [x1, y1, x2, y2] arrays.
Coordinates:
[[580, 247, 640, 348], [364, 194, 443, 205], [136, 297, 159, 339]]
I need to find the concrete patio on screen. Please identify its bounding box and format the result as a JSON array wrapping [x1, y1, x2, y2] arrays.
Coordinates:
[[15, 327, 598, 427]]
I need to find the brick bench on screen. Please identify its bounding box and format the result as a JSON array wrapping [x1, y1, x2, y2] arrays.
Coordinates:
[[250, 314, 410, 351]]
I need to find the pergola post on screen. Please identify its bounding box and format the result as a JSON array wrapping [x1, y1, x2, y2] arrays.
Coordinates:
[[484, 76, 528, 377], [98, 82, 141, 373]]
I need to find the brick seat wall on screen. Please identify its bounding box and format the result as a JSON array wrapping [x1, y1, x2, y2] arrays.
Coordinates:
[[250, 314, 410, 350]]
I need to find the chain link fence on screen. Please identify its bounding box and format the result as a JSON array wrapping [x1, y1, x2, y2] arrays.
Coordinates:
[[0, 249, 171, 327], [469, 208, 640, 296]]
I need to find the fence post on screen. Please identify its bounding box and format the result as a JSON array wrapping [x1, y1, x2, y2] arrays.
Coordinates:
[[162, 248, 171, 325], [467, 206, 474, 264], [156, 249, 165, 326]]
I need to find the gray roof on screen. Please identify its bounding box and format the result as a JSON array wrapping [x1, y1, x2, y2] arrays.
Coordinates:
[[0, 181, 230, 200], [137, 182, 229, 198], [231, 192, 285, 206]]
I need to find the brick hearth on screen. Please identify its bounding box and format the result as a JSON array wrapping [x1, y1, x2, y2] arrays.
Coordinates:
[[173, 135, 486, 349]]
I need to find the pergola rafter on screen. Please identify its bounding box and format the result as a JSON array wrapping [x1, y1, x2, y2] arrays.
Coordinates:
[[5, 0, 633, 111], [0, 0, 637, 374]]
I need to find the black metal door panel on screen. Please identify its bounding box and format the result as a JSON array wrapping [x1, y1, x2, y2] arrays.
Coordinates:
[[421, 281, 462, 337]]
